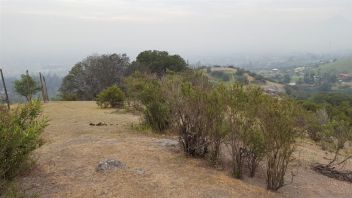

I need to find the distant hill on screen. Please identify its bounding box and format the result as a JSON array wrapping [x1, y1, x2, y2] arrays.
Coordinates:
[[318, 57, 352, 74], [199, 66, 286, 94]]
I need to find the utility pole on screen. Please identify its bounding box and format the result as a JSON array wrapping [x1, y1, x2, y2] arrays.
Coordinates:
[[0, 68, 10, 110], [43, 76, 49, 101], [39, 72, 47, 103]]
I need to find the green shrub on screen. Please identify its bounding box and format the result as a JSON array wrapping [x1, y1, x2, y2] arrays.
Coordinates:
[[225, 84, 265, 178], [234, 74, 249, 85], [127, 71, 307, 191], [144, 101, 170, 132], [60, 93, 78, 101], [258, 97, 302, 191], [96, 85, 125, 108], [210, 71, 230, 81], [125, 73, 170, 132], [0, 100, 47, 193], [163, 72, 217, 157], [206, 84, 228, 164], [169, 81, 211, 156]]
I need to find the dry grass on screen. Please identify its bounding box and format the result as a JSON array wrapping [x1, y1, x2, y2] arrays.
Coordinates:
[[16, 101, 352, 198]]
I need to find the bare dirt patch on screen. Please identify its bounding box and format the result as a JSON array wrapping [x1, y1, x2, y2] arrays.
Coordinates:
[[17, 102, 352, 198]]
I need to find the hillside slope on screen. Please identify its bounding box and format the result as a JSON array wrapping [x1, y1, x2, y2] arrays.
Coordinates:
[[17, 102, 352, 198], [318, 57, 352, 73], [202, 67, 286, 94]]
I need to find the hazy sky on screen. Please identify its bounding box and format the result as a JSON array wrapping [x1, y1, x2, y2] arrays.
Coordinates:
[[1, 0, 352, 74]]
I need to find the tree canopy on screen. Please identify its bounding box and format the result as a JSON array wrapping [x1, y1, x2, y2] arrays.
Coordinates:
[[59, 54, 129, 100], [14, 74, 40, 101], [133, 50, 187, 76]]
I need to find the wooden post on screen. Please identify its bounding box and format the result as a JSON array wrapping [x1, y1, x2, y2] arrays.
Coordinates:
[[0, 68, 10, 110], [26, 70, 31, 101], [39, 72, 47, 103], [43, 76, 49, 101]]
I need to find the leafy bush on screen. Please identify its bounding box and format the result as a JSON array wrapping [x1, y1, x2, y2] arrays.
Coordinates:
[[163, 72, 215, 157], [225, 85, 266, 178], [257, 97, 302, 191], [127, 71, 307, 191], [170, 82, 211, 156], [210, 71, 230, 81], [234, 74, 249, 85], [0, 100, 47, 193], [144, 102, 169, 132], [206, 84, 229, 164], [59, 92, 78, 101], [96, 85, 125, 108], [125, 73, 170, 132]]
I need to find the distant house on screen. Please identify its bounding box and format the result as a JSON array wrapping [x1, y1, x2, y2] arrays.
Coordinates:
[[294, 67, 305, 74], [338, 73, 351, 81]]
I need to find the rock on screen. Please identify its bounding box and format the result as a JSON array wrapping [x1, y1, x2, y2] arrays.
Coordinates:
[[89, 123, 96, 126], [96, 159, 124, 172], [96, 122, 107, 126], [154, 139, 180, 152], [134, 168, 145, 175], [344, 141, 352, 149], [157, 139, 178, 148]]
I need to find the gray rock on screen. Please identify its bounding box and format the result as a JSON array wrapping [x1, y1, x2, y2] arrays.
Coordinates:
[[96, 159, 124, 172], [344, 141, 352, 149], [156, 139, 178, 148], [134, 168, 145, 175]]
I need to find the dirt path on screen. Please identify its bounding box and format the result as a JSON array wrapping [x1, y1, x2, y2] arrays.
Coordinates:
[[18, 102, 352, 198]]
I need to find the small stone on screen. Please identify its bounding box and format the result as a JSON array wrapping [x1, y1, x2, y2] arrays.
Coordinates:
[[344, 141, 352, 149], [134, 168, 145, 175], [96, 159, 124, 172], [89, 123, 96, 126], [96, 122, 107, 126], [158, 139, 178, 147]]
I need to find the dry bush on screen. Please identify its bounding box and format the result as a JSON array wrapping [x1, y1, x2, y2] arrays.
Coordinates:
[[206, 84, 228, 164], [164, 73, 213, 156], [125, 72, 170, 132], [162, 72, 228, 159], [258, 97, 302, 191], [126, 70, 303, 191], [225, 85, 266, 178]]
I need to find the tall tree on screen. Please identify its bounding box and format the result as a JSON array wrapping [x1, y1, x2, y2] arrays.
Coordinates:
[[132, 50, 187, 76], [60, 53, 130, 100], [14, 74, 40, 101]]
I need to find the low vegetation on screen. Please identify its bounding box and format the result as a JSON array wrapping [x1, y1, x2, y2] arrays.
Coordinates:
[[0, 100, 47, 194], [125, 72, 170, 132], [96, 85, 125, 108], [58, 50, 352, 192], [126, 70, 305, 191], [301, 93, 352, 174]]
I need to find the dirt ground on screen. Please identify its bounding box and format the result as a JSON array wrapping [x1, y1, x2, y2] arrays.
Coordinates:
[[18, 101, 352, 198]]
